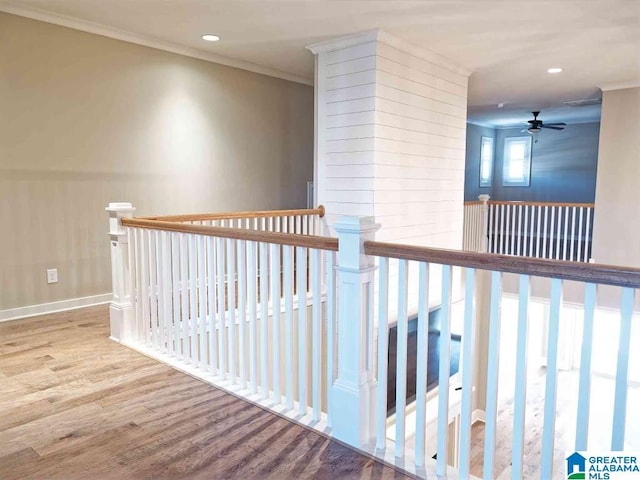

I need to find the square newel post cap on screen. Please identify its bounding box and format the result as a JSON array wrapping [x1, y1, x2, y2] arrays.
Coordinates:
[[106, 202, 135, 216], [333, 216, 380, 235], [478, 194, 490, 202], [106, 202, 135, 237], [333, 216, 380, 271]]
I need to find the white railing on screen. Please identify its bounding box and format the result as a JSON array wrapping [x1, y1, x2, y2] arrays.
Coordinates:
[[364, 242, 640, 479], [143, 206, 325, 236], [464, 197, 595, 262], [108, 203, 638, 479]]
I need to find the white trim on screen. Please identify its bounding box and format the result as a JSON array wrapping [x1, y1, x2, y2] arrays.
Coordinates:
[[307, 29, 379, 54], [0, 1, 313, 86], [0, 293, 112, 322], [472, 409, 486, 424], [599, 80, 640, 92], [307, 29, 472, 77]]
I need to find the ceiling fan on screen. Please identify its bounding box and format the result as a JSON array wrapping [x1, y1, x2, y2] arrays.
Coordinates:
[[522, 111, 566, 136]]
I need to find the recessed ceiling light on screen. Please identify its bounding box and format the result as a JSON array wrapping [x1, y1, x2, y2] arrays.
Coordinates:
[[202, 34, 221, 42], [547, 67, 563, 74]]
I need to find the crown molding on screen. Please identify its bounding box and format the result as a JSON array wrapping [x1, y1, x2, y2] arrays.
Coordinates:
[[599, 80, 640, 92], [307, 28, 472, 78], [0, 1, 313, 86], [306, 29, 379, 54]]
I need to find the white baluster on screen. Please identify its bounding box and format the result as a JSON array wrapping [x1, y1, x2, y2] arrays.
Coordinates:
[[227, 239, 237, 383], [283, 245, 294, 410], [576, 282, 596, 450], [376, 256, 390, 450], [541, 278, 562, 478], [563, 206, 569, 261], [179, 234, 188, 360], [577, 208, 584, 263], [297, 246, 308, 415], [555, 206, 562, 260], [260, 242, 269, 399], [415, 261, 430, 467], [132, 229, 143, 342], [248, 241, 258, 393], [512, 274, 530, 479], [140, 230, 150, 347], [436, 264, 453, 476], [197, 235, 207, 369], [311, 248, 322, 421], [458, 268, 476, 478], [150, 231, 159, 350], [271, 243, 281, 404], [188, 235, 198, 364], [516, 204, 523, 256], [237, 240, 247, 389], [612, 287, 635, 450], [206, 236, 217, 374], [585, 208, 592, 262], [216, 237, 227, 378], [570, 206, 576, 261], [483, 271, 503, 480], [326, 250, 337, 428], [500, 204, 505, 254], [171, 233, 180, 357], [395, 259, 409, 458], [161, 232, 172, 356]]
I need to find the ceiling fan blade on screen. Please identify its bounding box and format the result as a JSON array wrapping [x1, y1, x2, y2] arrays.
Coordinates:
[[545, 122, 567, 126], [541, 125, 565, 130]]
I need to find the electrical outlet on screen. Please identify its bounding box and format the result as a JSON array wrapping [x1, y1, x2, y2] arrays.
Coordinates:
[[47, 268, 58, 284]]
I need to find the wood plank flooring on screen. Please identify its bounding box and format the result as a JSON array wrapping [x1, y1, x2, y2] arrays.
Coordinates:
[[0, 305, 409, 480]]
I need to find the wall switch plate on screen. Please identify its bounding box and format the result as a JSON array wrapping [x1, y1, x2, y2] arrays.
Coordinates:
[[47, 268, 58, 284]]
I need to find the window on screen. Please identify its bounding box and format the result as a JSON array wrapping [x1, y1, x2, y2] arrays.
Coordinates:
[[502, 136, 532, 186], [479, 136, 494, 187]]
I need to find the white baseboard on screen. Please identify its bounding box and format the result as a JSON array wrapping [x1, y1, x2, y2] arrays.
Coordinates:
[[0, 293, 112, 323]]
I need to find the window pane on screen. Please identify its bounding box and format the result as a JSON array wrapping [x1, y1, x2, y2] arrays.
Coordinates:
[[502, 136, 531, 186], [510, 142, 525, 160], [481, 161, 491, 181], [508, 159, 524, 180], [480, 136, 493, 186]]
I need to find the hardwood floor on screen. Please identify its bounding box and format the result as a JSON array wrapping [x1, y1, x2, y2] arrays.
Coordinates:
[[0, 305, 409, 480]]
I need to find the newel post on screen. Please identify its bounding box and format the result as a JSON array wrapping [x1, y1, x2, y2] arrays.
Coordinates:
[[106, 202, 136, 343], [330, 216, 380, 448], [478, 194, 490, 253]]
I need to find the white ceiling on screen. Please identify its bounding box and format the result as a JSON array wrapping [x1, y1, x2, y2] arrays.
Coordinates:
[[2, 0, 639, 126]]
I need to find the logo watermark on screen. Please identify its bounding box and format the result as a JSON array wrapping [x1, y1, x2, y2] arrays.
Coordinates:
[[566, 452, 640, 479]]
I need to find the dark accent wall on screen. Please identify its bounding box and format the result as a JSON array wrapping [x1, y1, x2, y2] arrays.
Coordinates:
[[464, 123, 495, 201], [464, 122, 600, 203]]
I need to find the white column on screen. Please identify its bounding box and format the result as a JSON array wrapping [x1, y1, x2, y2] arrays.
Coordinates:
[[478, 194, 490, 253], [308, 29, 470, 248], [106, 202, 136, 343], [330, 216, 380, 447]]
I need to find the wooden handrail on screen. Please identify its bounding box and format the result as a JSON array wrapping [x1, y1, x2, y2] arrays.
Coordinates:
[[364, 240, 640, 288], [142, 206, 325, 223], [487, 200, 594, 208], [463, 201, 483, 206], [122, 217, 338, 251]]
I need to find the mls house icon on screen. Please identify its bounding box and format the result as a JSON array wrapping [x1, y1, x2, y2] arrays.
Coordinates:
[[567, 452, 587, 479]]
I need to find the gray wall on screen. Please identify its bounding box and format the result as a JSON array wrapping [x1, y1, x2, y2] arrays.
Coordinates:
[[0, 13, 314, 311], [465, 122, 600, 203], [592, 87, 640, 268]]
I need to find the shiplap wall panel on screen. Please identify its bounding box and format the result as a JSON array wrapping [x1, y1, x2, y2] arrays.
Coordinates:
[[314, 32, 468, 247], [372, 38, 467, 248], [376, 42, 468, 88]]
